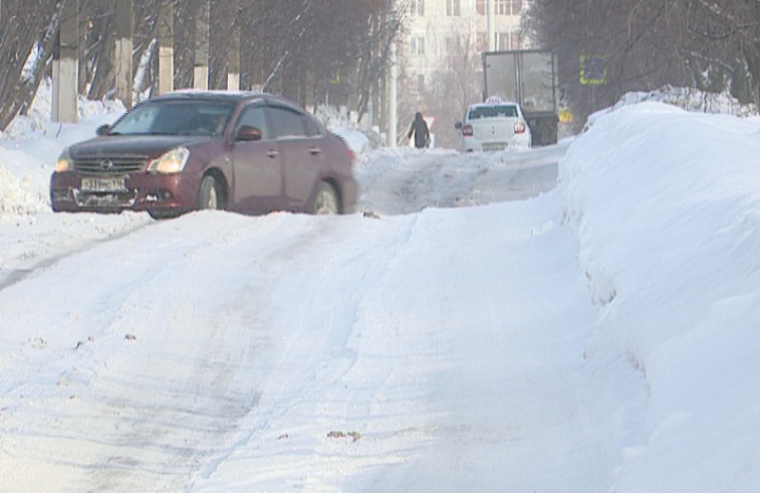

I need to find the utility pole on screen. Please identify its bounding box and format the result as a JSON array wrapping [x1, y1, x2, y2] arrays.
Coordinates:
[[194, 0, 210, 90], [487, 0, 495, 51], [228, 0, 241, 90], [52, 0, 78, 123], [388, 39, 398, 147], [115, 0, 133, 108], [158, 0, 174, 94]]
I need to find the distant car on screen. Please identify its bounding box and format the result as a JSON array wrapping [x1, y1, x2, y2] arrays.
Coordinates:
[[50, 91, 358, 219], [455, 98, 532, 152]]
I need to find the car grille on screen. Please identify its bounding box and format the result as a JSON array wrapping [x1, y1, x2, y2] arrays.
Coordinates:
[[74, 155, 148, 174]]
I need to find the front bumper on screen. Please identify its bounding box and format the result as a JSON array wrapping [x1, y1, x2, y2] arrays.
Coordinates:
[[50, 172, 201, 214]]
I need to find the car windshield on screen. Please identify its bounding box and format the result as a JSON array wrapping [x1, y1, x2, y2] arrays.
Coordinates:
[[109, 100, 236, 137], [468, 105, 518, 120]]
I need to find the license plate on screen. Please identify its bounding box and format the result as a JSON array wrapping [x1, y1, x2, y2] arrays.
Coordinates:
[[81, 177, 126, 192]]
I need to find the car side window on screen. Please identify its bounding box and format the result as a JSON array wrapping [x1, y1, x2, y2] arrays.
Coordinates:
[[267, 106, 307, 139], [234, 105, 269, 140], [302, 115, 323, 137]]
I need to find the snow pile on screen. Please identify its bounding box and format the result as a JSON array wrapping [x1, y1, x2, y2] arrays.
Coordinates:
[[613, 85, 758, 117], [560, 101, 760, 491], [3, 79, 125, 140], [315, 104, 377, 153], [0, 166, 47, 216], [332, 127, 370, 156]]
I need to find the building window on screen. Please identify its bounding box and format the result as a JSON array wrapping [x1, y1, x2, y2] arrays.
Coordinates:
[[495, 0, 522, 15], [411, 36, 425, 55], [417, 74, 425, 94], [446, 0, 460, 16], [495, 32, 522, 50], [478, 0, 521, 16], [410, 0, 425, 16], [495, 32, 509, 50]]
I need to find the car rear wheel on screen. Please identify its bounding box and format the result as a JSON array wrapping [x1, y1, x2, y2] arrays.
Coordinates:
[[197, 175, 220, 210], [311, 181, 339, 215]]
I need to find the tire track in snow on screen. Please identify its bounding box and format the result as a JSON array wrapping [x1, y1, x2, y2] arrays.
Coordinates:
[[0, 219, 154, 293]]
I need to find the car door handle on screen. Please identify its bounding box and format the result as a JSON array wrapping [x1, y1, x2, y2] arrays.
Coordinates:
[[309, 147, 322, 155], [267, 150, 278, 158]]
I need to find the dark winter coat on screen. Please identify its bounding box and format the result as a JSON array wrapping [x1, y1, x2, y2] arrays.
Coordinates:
[[408, 112, 430, 149]]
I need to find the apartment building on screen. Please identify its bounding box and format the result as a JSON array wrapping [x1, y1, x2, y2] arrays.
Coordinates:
[[404, 0, 527, 98]]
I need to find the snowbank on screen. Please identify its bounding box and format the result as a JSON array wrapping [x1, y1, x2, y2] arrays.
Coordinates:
[[560, 101, 760, 491]]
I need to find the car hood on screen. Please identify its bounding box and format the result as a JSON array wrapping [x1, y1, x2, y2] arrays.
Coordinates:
[[68, 135, 212, 159]]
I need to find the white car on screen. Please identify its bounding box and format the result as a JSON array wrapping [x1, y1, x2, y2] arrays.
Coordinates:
[[455, 98, 532, 152]]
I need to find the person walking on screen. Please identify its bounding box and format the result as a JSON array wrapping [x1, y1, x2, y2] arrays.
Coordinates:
[[407, 112, 430, 149]]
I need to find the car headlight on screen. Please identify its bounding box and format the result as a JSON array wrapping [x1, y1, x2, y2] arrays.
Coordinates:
[[55, 148, 74, 172], [148, 147, 190, 174]]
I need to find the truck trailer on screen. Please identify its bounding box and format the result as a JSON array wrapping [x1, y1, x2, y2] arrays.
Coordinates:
[[482, 50, 559, 146]]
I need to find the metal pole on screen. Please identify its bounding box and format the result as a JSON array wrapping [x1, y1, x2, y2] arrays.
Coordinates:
[[389, 39, 398, 148], [387, 0, 398, 147], [486, 0, 494, 51]]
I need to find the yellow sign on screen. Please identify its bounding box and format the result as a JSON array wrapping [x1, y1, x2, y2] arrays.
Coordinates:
[[559, 108, 574, 123]]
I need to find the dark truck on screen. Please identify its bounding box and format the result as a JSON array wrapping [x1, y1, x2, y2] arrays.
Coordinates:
[[482, 50, 559, 146]]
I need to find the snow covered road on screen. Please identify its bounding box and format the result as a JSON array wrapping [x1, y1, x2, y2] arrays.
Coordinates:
[[0, 143, 616, 492]]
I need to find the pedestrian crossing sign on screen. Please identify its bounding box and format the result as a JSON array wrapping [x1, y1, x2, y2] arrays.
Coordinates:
[[580, 55, 606, 85]]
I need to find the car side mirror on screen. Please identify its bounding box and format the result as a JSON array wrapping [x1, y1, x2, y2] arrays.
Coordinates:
[[454, 122, 462, 130], [236, 125, 262, 142], [96, 124, 111, 136]]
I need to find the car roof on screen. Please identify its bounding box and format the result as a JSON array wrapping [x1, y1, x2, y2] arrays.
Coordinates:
[[149, 90, 302, 109], [468, 101, 520, 109]]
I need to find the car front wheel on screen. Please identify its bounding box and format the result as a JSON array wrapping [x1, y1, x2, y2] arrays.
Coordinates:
[[197, 175, 220, 210], [311, 181, 339, 215]]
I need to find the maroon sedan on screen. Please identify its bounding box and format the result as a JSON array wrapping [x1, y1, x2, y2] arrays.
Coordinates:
[[50, 91, 358, 219]]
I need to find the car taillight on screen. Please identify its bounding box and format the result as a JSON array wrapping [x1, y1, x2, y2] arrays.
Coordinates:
[[514, 121, 527, 134], [462, 124, 474, 137]]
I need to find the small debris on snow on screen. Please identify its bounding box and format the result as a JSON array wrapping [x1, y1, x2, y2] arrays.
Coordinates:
[[124, 334, 137, 341], [327, 430, 362, 442], [363, 211, 381, 219], [30, 337, 47, 349], [73, 336, 96, 349]]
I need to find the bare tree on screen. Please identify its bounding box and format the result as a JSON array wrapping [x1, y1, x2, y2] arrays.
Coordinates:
[[424, 28, 482, 148], [0, 0, 404, 131], [523, 0, 760, 128], [0, 0, 65, 129]]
